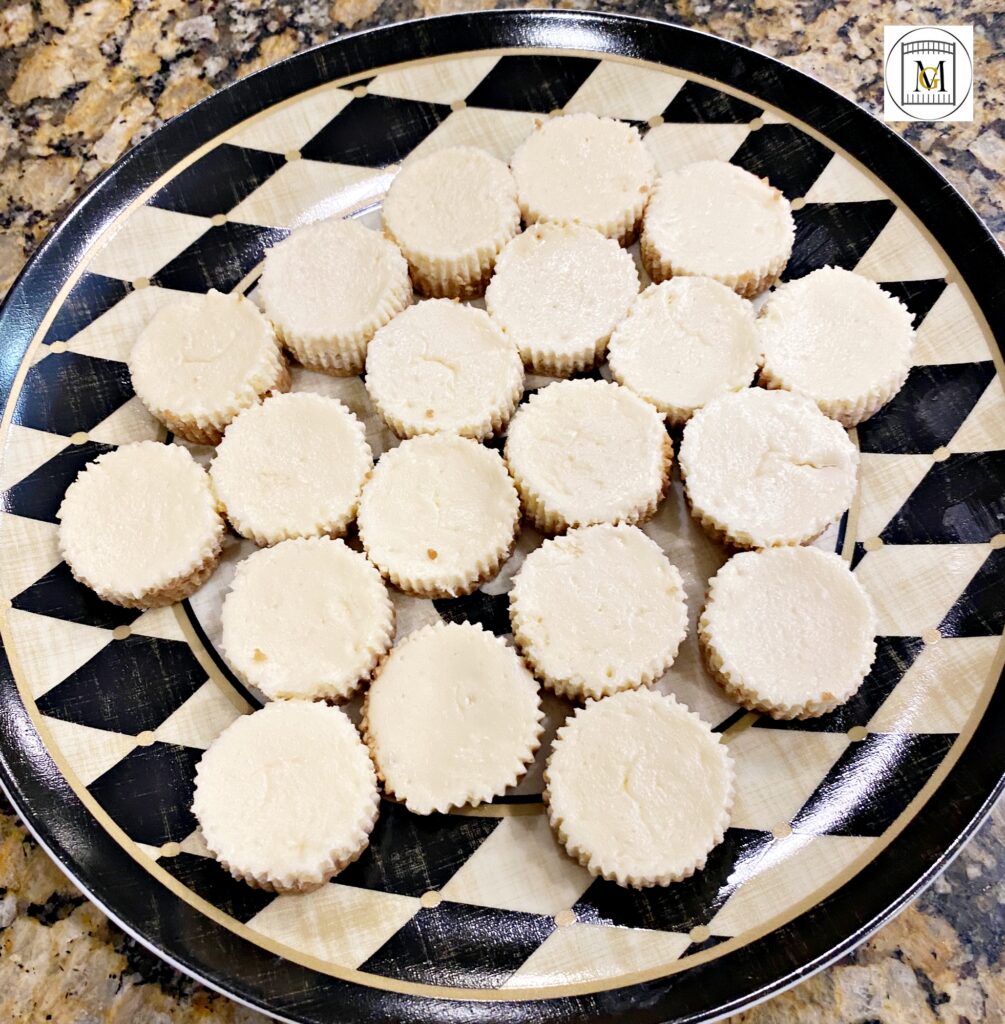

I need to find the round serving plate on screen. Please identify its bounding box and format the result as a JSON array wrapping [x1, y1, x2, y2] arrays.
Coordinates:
[[0, 11, 1002, 1024]]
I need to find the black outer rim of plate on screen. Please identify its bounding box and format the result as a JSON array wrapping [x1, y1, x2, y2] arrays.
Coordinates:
[[0, 11, 1002, 1024]]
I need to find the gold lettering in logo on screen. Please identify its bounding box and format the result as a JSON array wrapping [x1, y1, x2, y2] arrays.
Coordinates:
[[914, 60, 945, 91]]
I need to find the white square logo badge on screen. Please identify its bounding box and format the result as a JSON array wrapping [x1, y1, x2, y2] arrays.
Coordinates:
[[884, 26, 974, 122]]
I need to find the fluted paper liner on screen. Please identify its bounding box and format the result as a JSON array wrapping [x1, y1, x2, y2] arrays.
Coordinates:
[[698, 552, 878, 719], [757, 269, 917, 428], [356, 435, 520, 598], [275, 271, 412, 377], [370, 371, 523, 442], [193, 704, 381, 893], [509, 525, 689, 700], [156, 360, 291, 447], [57, 442, 225, 609], [544, 689, 735, 888], [640, 167, 795, 298], [362, 622, 544, 814], [506, 381, 673, 534]]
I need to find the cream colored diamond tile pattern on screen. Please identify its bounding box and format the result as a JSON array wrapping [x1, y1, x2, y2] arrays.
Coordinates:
[[86, 206, 211, 282], [228, 86, 356, 154], [804, 153, 887, 203], [87, 396, 163, 447], [949, 376, 1005, 452], [854, 209, 948, 282], [869, 636, 1000, 734], [440, 815, 594, 915], [130, 605, 188, 642], [563, 61, 686, 120], [855, 453, 935, 541], [228, 161, 395, 229], [154, 679, 249, 750], [368, 56, 500, 104], [41, 716, 137, 787], [64, 285, 189, 363], [914, 284, 992, 365], [854, 544, 991, 637], [0, 513, 61, 602], [0, 426, 70, 494], [4, 609, 112, 699], [249, 884, 422, 969], [708, 834, 874, 937], [407, 107, 542, 165], [644, 122, 751, 174], [725, 729, 851, 832], [504, 922, 692, 988]]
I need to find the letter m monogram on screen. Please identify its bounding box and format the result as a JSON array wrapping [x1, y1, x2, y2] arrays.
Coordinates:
[[915, 60, 946, 91]]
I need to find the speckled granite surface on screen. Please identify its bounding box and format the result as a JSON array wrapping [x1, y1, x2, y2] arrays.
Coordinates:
[[0, 2, 1002, 1022]]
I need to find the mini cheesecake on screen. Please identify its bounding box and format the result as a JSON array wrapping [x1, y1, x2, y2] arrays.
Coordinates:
[[511, 113, 657, 244], [193, 702, 379, 891], [363, 622, 543, 815], [678, 388, 859, 548], [608, 277, 761, 425], [700, 546, 877, 718], [510, 524, 688, 699], [641, 161, 794, 297], [758, 266, 916, 426], [545, 690, 734, 888], [485, 222, 639, 376], [505, 379, 671, 533]]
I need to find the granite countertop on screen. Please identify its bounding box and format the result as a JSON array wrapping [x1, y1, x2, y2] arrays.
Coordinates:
[[0, 1, 1003, 1022]]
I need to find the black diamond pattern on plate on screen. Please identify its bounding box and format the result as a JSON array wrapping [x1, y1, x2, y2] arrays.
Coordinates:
[[336, 801, 498, 897], [88, 742, 202, 847], [0, 440, 114, 524], [434, 591, 510, 637], [37, 635, 206, 736], [680, 933, 731, 958], [574, 828, 774, 932], [940, 549, 1005, 637], [151, 222, 289, 294], [465, 54, 599, 112], [160, 853, 274, 923], [147, 145, 285, 218], [834, 508, 850, 564], [857, 362, 996, 456], [301, 95, 450, 167], [881, 451, 1005, 545], [13, 351, 133, 436], [661, 80, 761, 123], [42, 273, 132, 345], [791, 732, 956, 837], [782, 201, 897, 281], [713, 708, 751, 733], [730, 124, 833, 199], [12, 561, 141, 630], [360, 901, 554, 988], [878, 279, 948, 329], [849, 541, 868, 572], [754, 636, 925, 733]]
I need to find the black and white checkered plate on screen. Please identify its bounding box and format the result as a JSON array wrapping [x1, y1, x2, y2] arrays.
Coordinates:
[[0, 12, 1002, 1024]]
